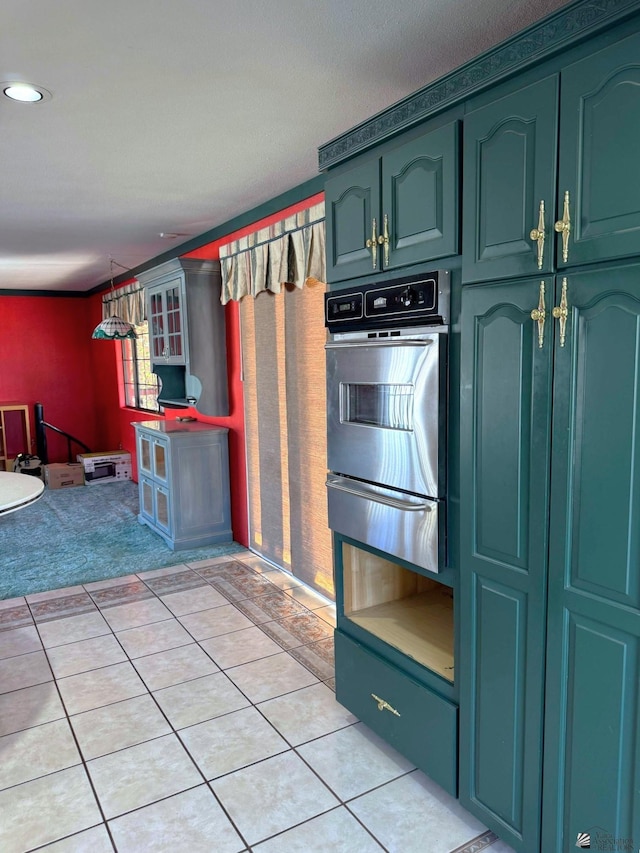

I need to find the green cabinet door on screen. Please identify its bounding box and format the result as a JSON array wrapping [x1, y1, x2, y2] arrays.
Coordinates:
[[381, 121, 459, 269], [325, 158, 380, 282], [325, 119, 459, 282], [557, 30, 640, 268], [541, 264, 640, 851], [462, 76, 558, 283], [459, 277, 553, 851]]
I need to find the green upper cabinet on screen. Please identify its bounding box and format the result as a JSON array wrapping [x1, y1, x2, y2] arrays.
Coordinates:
[[325, 119, 459, 282], [459, 277, 553, 852], [324, 158, 380, 282], [541, 264, 640, 851], [464, 30, 640, 284], [557, 29, 640, 268], [462, 75, 559, 283]]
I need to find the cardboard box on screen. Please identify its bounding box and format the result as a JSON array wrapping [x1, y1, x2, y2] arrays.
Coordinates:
[[76, 451, 132, 484], [44, 463, 85, 489]]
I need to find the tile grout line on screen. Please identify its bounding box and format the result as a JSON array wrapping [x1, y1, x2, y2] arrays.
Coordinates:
[[2, 560, 428, 849], [31, 580, 255, 853], [89, 573, 334, 853], [2, 574, 490, 853], [25, 606, 119, 853]]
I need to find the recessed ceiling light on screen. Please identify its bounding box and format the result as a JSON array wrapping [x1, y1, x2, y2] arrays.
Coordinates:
[[159, 232, 189, 239], [2, 82, 52, 103]]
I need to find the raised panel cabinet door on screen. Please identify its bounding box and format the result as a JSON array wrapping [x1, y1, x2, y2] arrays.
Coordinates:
[[381, 121, 459, 269], [558, 30, 640, 268], [542, 265, 640, 851], [462, 75, 558, 283], [325, 158, 380, 281], [459, 278, 554, 851]]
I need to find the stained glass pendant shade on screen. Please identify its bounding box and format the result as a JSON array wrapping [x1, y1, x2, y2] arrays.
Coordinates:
[[92, 315, 137, 340], [91, 256, 138, 340]]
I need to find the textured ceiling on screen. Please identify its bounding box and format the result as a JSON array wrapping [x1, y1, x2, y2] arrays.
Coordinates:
[[1, 0, 571, 292]]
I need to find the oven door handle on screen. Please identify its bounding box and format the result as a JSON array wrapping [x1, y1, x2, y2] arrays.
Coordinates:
[[325, 339, 433, 350], [326, 476, 433, 512]]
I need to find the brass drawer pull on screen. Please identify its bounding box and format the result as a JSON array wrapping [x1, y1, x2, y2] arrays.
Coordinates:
[[530, 281, 546, 349], [529, 199, 546, 270], [365, 219, 380, 269], [554, 190, 571, 263], [371, 693, 401, 717], [381, 213, 390, 267], [552, 277, 569, 347]]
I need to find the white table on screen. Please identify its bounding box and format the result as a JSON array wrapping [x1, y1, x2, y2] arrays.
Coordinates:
[[0, 471, 45, 516]]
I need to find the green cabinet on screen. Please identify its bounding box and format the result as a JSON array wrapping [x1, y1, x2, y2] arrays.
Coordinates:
[[541, 264, 640, 851], [459, 276, 552, 851], [464, 29, 640, 283], [324, 159, 379, 281], [462, 76, 558, 282], [335, 630, 458, 796], [325, 120, 459, 282], [557, 29, 640, 268], [333, 536, 459, 795], [459, 265, 640, 851]]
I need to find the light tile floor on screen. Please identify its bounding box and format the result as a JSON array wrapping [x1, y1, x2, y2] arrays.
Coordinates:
[[0, 551, 516, 853]]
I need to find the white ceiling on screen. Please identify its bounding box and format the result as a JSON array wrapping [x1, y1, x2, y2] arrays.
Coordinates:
[[1, 0, 570, 292]]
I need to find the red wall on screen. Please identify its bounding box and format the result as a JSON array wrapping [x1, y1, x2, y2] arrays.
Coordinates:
[[0, 191, 323, 550], [0, 295, 100, 461]]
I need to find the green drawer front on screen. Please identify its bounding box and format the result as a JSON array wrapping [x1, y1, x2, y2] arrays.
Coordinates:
[[335, 631, 458, 795]]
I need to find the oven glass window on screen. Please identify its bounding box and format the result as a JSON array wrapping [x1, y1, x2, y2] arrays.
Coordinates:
[[342, 383, 414, 431]]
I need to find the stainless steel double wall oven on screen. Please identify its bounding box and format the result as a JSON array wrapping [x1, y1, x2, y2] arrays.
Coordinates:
[[325, 271, 449, 573]]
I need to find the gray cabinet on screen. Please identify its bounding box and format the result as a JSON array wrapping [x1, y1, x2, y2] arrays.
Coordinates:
[[134, 420, 232, 550], [137, 258, 229, 417]]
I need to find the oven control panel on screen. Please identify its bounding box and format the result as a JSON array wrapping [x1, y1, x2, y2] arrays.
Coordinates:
[[325, 270, 449, 332]]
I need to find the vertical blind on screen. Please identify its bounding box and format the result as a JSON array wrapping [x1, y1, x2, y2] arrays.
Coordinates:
[[241, 277, 334, 599]]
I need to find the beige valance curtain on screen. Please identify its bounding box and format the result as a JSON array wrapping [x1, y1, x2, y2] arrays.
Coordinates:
[[219, 201, 325, 304], [101, 281, 145, 325]]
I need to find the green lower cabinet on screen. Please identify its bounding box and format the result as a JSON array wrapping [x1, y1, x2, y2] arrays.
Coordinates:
[[460, 264, 640, 851], [459, 277, 553, 851], [541, 264, 640, 851], [335, 630, 458, 796]]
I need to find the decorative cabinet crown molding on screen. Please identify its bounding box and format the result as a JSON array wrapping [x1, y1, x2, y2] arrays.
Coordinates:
[[318, 0, 640, 170]]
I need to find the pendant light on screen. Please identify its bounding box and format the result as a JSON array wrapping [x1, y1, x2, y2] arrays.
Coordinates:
[[92, 257, 138, 340]]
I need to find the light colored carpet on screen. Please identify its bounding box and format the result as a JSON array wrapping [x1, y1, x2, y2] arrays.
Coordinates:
[[0, 479, 243, 599]]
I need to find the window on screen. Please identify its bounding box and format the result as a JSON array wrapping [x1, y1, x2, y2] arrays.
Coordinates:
[[121, 322, 161, 412]]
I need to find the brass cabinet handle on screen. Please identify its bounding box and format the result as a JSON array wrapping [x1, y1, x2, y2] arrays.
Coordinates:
[[371, 693, 401, 717], [554, 190, 571, 263], [529, 200, 546, 270], [530, 281, 546, 348], [381, 213, 390, 267], [552, 277, 569, 347], [365, 218, 379, 269]]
